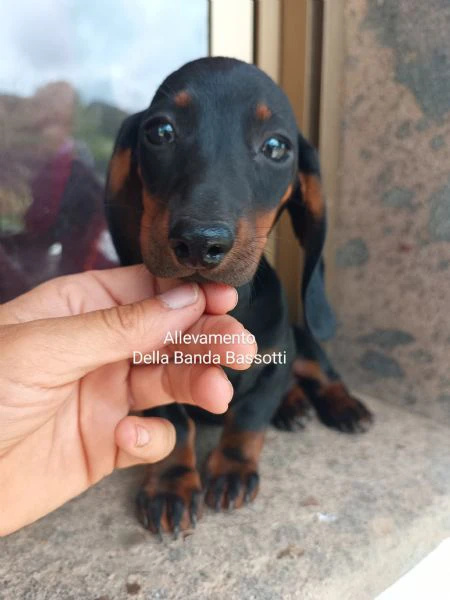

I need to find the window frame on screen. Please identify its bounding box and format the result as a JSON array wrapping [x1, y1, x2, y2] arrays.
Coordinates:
[[209, 0, 343, 321]]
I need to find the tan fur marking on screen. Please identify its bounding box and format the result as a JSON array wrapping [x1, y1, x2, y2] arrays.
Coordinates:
[[108, 148, 132, 195], [292, 359, 329, 386], [205, 429, 264, 509], [256, 103, 272, 121], [251, 184, 293, 245], [217, 430, 265, 463], [299, 173, 324, 220], [140, 418, 201, 533], [174, 90, 191, 107], [139, 188, 170, 262], [280, 183, 293, 207], [255, 208, 278, 233]]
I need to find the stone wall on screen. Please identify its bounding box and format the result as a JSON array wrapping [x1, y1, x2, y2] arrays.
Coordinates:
[[327, 0, 450, 423]]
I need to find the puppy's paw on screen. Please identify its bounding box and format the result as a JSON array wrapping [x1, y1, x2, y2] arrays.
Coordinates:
[[203, 449, 260, 511], [313, 382, 373, 433], [136, 466, 202, 539], [272, 383, 313, 431]]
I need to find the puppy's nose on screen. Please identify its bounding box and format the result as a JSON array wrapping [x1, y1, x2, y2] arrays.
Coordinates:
[[169, 220, 234, 268]]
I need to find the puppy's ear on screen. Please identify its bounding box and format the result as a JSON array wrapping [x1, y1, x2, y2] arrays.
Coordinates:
[[105, 111, 145, 265], [285, 132, 337, 340]]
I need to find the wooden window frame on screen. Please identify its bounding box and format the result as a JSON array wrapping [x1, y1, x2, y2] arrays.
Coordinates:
[[208, 0, 344, 320]]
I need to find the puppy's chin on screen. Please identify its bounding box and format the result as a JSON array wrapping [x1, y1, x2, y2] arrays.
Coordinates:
[[142, 244, 262, 287], [184, 267, 257, 287], [142, 256, 257, 287]]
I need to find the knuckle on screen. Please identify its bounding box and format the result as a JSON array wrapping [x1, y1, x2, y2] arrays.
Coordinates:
[[101, 303, 146, 340], [55, 275, 89, 314]]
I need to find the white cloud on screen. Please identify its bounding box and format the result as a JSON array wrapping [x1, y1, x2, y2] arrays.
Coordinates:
[[0, 0, 208, 111]]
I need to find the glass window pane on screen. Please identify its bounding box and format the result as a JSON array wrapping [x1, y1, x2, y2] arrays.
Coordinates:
[[0, 0, 208, 301]]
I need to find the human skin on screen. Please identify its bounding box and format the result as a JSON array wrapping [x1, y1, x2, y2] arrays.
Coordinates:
[[0, 265, 256, 536]]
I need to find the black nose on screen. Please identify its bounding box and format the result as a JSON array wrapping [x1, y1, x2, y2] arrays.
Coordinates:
[[169, 220, 234, 268]]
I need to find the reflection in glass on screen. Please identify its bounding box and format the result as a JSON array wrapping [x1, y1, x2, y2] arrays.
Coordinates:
[[0, 0, 208, 301]]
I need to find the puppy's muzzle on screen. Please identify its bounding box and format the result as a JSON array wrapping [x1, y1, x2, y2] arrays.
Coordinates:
[[169, 219, 234, 269]]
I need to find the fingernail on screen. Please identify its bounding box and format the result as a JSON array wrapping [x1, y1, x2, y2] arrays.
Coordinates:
[[158, 283, 199, 309], [220, 367, 233, 388], [232, 288, 239, 309], [219, 367, 230, 382], [135, 425, 151, 447]]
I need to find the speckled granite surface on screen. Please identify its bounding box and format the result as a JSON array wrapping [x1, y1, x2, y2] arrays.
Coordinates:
[[2, 397, 450, 600], [328, 0, 450, 424]]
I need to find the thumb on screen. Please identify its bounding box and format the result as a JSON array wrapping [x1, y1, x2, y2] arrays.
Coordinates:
[[1, 284, 204, 387], [114, 416, 176, 468]]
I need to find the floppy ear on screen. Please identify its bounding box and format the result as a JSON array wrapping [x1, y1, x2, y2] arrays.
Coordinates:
[[105, 111, 145, 265], [285, 132, 337, 341]]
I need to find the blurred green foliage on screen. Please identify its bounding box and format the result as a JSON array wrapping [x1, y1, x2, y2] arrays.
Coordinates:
[[0, 88, 129, 232], [73, 99, 129, 178]]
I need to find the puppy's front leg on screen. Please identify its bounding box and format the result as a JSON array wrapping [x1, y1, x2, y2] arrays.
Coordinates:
[[136, 405, 202, 538], [204, 361, 289, 511], [204, 421, 264, 511], [273, 326, 373, 433]]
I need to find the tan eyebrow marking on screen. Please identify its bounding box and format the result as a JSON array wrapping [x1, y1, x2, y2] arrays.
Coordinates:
[[256, 103, 272, 121], [174, 90, 191, 107]]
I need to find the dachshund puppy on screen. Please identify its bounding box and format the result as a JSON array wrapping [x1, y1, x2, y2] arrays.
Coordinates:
[[105, 57, 372, 537]]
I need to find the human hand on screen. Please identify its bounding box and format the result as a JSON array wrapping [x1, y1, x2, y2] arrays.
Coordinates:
[[0, 265, 256, 535]]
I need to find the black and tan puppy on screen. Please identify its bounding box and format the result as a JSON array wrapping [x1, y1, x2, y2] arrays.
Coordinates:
[[105, 57, 372, 537]]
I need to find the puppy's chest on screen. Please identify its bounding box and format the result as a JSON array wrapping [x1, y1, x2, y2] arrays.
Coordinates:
[[225, 264, 295, 393], [230, 260, 291, 350]]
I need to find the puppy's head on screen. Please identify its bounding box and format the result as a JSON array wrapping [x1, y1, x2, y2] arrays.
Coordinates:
[[106, 57, 335, 338]]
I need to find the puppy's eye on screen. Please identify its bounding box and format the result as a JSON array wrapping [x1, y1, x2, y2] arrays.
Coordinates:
[[145, 121, 176, 145], [261, 137, 290, 162]]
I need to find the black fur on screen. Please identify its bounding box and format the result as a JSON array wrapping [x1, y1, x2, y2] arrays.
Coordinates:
[[105, 57, 372, 534]]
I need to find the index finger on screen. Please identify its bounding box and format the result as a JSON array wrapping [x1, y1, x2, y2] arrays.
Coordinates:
[[0, 265, 238, 325], [86, 267, 238, 314]]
